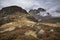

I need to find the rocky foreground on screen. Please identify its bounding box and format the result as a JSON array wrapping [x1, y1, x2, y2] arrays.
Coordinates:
[[0, 23, 60, 40]]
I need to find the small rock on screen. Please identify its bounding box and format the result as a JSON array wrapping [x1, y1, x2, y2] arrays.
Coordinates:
[[38, 29, 45, 34], [50, 29, 54, 32]]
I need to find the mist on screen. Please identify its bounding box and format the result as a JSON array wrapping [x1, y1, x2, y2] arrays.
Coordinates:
[[0, 0, 60, 17]]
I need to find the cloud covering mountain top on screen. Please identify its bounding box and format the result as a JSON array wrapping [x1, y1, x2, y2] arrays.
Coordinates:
[[0, 0, 60, 17]]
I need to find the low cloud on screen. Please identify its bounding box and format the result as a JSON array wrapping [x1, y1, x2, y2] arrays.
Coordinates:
[[0, 0, 60, 17]]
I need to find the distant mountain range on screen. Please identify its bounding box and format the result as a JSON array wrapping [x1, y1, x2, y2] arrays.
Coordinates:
[[29, 8, 60, 22]]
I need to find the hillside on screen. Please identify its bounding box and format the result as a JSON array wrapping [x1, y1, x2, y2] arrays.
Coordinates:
[[0, 6, 28, 26], [0, 6, 60, 40]]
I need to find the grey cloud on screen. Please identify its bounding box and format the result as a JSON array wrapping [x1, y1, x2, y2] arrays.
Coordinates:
[[0, 0, 60, 17]]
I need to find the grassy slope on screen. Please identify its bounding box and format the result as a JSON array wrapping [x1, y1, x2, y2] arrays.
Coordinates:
[[0, 12, 60, 40]]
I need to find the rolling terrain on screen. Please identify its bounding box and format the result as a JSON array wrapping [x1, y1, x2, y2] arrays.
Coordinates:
[[0, 6, 60, 40]]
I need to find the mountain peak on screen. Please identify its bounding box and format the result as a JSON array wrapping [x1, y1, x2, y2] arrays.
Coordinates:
[[0, 6, 28, 17]]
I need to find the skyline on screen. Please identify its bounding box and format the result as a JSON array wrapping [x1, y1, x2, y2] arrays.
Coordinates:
[[0, 0, 60, 17]]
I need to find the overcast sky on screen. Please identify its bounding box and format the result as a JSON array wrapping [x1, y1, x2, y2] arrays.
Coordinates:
[[0, 0, 60, 17]]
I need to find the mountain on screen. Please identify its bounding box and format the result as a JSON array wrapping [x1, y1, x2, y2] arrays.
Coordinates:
[[29, 8, 46, 13], [29, 8, 51, 22], [29, 8, 60, 23], [0, 6, 60, 40], [0, 6, 28, 17], [0, 6, 28, 26]]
